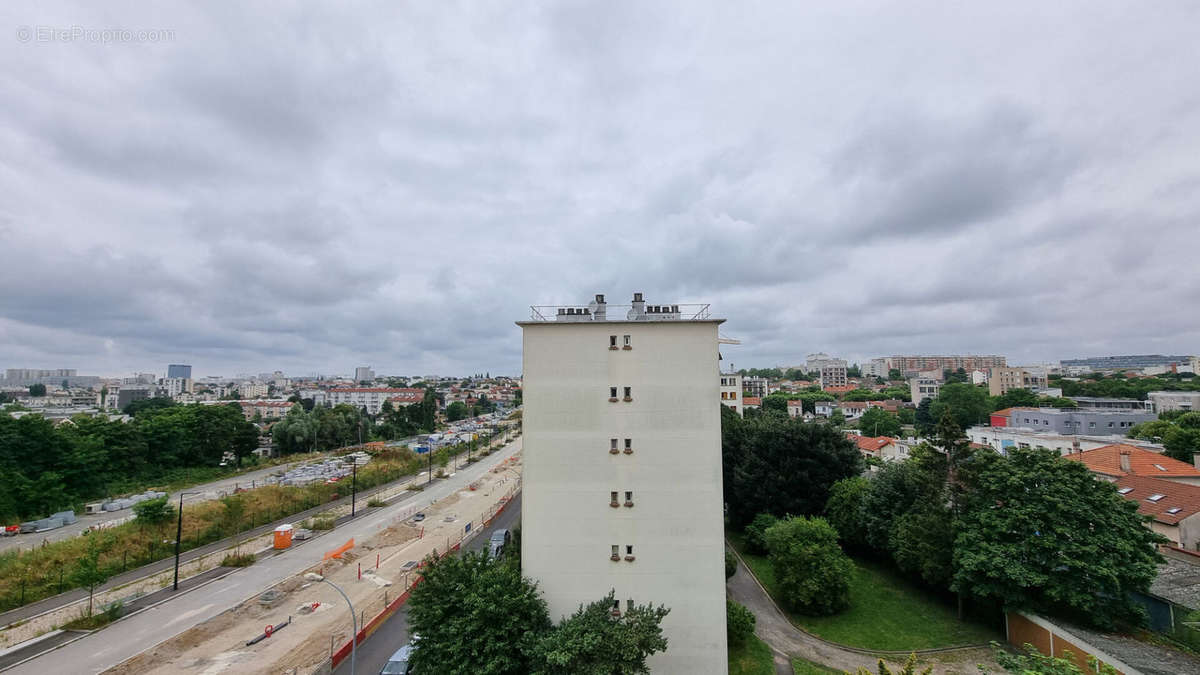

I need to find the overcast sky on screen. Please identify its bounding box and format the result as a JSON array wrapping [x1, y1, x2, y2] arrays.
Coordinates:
[[2, 3, 1198, 379]]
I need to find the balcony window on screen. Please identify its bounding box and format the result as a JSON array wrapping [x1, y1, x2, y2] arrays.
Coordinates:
[[624, 491, 634, 507], [624, 438, 632, 454], [624, 545, 635, 561], [623, 335, 632, 350], [609, 335, 618, 349], [623, 386, 632, 401], [611, 545, 620, 561], [609, 387, 618, 402], [610, 438, 619, 454], [610, 491, 619, 507]]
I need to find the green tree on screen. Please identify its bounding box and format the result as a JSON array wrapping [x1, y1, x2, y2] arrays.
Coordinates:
[[726, 599, 756, 647], [532, 590, 670, 675], [860, 460, 922, 553], [824, 476, 870, 547], [133, 496, 172, 527], [71, 537, 109, 617], [897, 407, 915, 425], [27, 383, 46, 397], [446, 401, 469, 422], [954, 447, 1166, 629], [744, 513, 778, 555], [764, 516, 852, 616], [725, 551, 737, 579], [842, 389, 880, 402], [929, 383, 990, 431], [888, 369, 903, 381], [726, 414, 862, 528], [850, 653, 932, 675], [407, 550, 551, 674], [859, 407, 901, 437], [914, 398, 934, 435], [990, 388, 1039, 411]]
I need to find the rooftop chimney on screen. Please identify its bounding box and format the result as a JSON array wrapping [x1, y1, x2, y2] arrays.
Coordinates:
[[627, 292, 646, 320], [1193, 453, 1200, 470], [589, 294, 607, 320], [1072, 437, 1081, 455], [1119, 450, 1131, 473]]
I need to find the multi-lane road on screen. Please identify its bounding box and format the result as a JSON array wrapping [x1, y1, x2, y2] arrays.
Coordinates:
[[333, 492, 523, 675], [8, 438, 522, 675]]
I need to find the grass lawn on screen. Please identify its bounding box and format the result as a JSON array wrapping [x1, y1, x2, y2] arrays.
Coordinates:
[[729, 634, 776, 675], [792, 656, 843, 674], [728, 530, 999, 651]]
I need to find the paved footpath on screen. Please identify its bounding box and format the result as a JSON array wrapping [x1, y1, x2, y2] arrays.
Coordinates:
[[725, 553, 997, 675], [8, 440, 523, 675]]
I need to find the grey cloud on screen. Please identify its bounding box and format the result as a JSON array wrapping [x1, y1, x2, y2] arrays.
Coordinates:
[[1, 2, 1198, 377]]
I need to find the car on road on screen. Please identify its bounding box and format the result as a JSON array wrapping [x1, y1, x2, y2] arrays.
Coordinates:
[[412, 512, 425, 522], [380, 644, 413, 674], [489, 528, 510, 558]]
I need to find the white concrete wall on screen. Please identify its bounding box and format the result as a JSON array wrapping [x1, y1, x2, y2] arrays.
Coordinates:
[[520, 319, 728, 674]]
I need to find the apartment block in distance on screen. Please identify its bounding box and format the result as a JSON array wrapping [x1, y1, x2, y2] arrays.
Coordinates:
[[519, 292, 727, 674]]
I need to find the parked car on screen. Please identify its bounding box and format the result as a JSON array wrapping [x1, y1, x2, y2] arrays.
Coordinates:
[[380, 644, 414, 674], [412, 512, 425, 523], [489, 528, 510, 558]]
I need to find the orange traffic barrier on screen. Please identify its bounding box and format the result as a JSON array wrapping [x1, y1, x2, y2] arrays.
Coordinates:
[[323, 538, 355, 560]]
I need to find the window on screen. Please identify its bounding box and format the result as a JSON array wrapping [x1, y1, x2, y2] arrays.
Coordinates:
[[626, 599, 634, 611], [730, 392, 737, 400], [624, 438, 632, 454], [623, 386, 632, 400], [626, 545, 633, 555], [610, 491, 619, 506], [609, 386, 618, 400], [611, 545, 620, 560], [623, 335, 631, 348], [1154, 464, 1167, 472], [609, 335, 617, 348], [1167, 507, 1183, 514], [610, 438, 618, 454], [624, 490, 633, 506], [1117, 487, 1134, 494], [1147, 494, 1166, 502], [1089, 422, 1096, 428], [1108, 422, 1115, 428]]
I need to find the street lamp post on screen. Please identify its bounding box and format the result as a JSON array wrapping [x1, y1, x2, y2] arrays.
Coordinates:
[[350, 459, 358, 518], [173, 491, 200, 591], [307, 573, 356, 675]]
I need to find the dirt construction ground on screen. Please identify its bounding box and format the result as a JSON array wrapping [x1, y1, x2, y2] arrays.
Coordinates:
[[104, 455, 523, 675]]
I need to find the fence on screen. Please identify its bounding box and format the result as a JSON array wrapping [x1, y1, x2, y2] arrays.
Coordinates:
[[282, 482, 521, 674], [1005, 611, 1134, 674]]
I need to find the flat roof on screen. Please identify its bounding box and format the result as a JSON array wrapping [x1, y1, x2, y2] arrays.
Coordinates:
[[516, 319, 724, 326]]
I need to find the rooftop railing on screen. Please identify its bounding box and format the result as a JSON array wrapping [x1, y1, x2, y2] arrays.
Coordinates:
[[528, 303, 712, 322]]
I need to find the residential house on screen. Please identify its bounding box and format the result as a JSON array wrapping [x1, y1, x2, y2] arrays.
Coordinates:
[[742, 396, 761, 411], [786, 400, 804, 418], [1065, 444, 1200, 487], [1113, 475, 1200, 551]]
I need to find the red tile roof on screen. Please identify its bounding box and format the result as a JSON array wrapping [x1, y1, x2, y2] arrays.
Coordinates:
[[331, 387, 425, 394], [1113, 475, 1200, 524], [1064, 444, 1200, 479], [787, 400, 804, 407], [846, 434, 896, 454]]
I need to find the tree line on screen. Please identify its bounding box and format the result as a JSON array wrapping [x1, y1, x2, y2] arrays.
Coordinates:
[[0, 402, 258, 521]]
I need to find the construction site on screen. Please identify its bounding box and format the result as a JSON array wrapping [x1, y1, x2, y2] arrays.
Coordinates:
[[101, 453, 522, 675]]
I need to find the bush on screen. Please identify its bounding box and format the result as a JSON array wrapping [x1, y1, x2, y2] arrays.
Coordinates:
[[367, 497, 386, 507], [221, 552, 256, 567], [764, 516, 852, 616], [824, 477, 870, 546], [727, 599, 756, 646], [744, 513, 778, 555], [306, 517, 335, 531], [725, 551, 738, 580]]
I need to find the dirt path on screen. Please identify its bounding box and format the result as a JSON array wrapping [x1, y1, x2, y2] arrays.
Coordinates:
[[726, 553, 998, 675]]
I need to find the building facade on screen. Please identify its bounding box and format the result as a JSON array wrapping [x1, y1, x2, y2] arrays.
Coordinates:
[[167, 364, 192, 379], [743, 376, 769, 399], [1061, 355, 1193, 371], [354, 366, 375, 382], [910, 375, 940, 403], [967, 426, 1164, 456], [1000, 407, 1156, 435], [818, 364, 848, 390], [720, 373, 743, 416], [882, 355, 1007, 375], [988, 367, 1049, 396], [1150, 391, 1200, 413], [519, 293, 727, 673]]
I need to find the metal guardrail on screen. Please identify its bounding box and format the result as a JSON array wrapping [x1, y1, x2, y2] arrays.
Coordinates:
[[529, 303, 711, 321]]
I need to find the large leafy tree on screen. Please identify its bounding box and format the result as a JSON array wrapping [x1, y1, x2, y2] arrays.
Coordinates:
[[929, 383, 990, 431], [954, 447, 1166, 628], [859, 407, 901, 438], [408, 550, 551, 674], [531, 590, 670, 675], [824, 476, 870, 548], [726, 414, 862, 528], [764, 516, 852, 616]]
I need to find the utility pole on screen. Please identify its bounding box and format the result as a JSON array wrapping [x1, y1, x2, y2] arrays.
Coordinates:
[[351, 460, 358, 518]]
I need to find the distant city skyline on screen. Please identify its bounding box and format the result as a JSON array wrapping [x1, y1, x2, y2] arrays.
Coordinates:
[[2, 4, 1198, 376]]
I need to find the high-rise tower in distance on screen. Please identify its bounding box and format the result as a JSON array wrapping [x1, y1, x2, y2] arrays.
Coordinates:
[[517, 292, 728, 674]]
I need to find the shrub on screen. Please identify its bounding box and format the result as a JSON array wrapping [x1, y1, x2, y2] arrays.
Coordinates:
[[306, 517, 335, 531], [221, 552, 256, 567], [764, 516, 852, 616], [744, 513, 778, 555], [726, 599, 756, 646], [725, 551, 737, 580], [367, 497, 386, 507]]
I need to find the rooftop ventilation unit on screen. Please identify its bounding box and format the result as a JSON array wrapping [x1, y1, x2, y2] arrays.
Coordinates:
[[627, 292, 646, 320], [588, 294, 607, 321]]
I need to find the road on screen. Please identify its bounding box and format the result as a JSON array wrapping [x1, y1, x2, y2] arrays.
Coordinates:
[[334, 493, 523, 675], [7, 438, 522, 675], [0, 460, 308, 556]]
